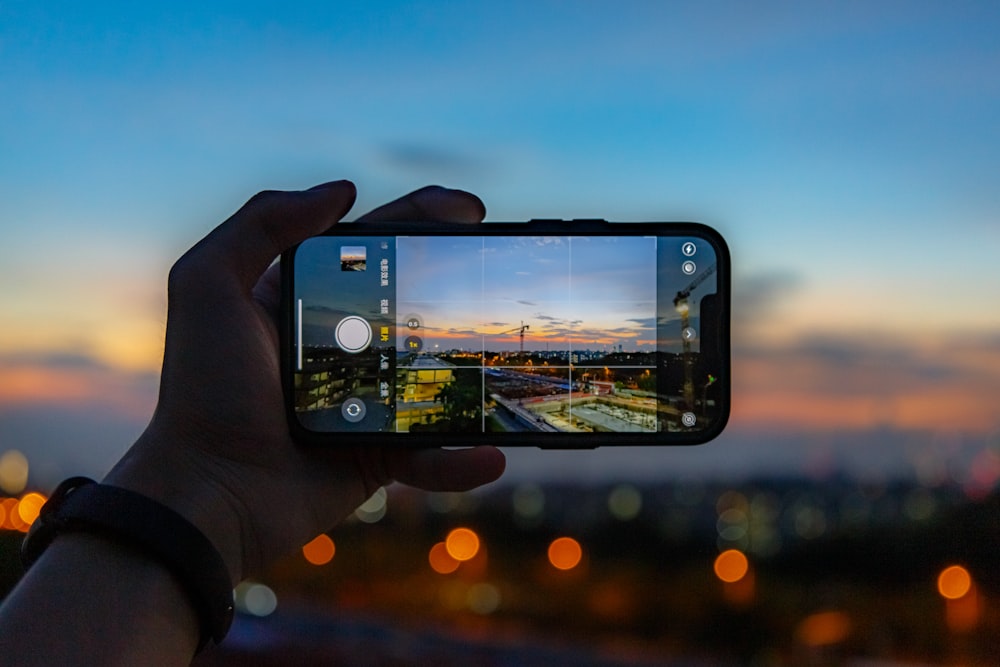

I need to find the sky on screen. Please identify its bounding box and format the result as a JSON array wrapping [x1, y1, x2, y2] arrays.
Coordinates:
[[2, 1, 1000, 487], [398, 234, 660, 352], [299, 233, 666, 353]]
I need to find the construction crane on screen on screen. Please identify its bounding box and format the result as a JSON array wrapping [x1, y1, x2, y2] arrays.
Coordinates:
[[673, 264, 716, 409], [499, 321, 530, 355]]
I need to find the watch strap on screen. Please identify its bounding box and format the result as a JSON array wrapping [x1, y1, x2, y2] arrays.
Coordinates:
[[22, 476, 234, 651]]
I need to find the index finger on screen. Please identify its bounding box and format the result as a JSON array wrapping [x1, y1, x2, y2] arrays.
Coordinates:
[[175, 180, 357, 294], [355, 185, 485, 224]]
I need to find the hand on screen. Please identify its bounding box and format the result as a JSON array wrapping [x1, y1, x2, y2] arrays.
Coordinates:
[[104, 181, 506, 585]]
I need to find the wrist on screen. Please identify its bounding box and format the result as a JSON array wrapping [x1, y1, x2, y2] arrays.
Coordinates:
[[103, 430, 249, 586], [21, 477, 235, 650]]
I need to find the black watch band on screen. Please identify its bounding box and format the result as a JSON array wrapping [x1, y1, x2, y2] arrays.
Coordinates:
[[21, 477, 235, 651]]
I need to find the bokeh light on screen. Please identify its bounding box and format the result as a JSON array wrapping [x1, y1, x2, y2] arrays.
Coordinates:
[[445, 527, 480, 562], [548, 537, 583, 571], [302, 534, 336, 566], [1, 497, 27, 532], [355, 487, 387, 523], [937, 565, 972, 600], [713, 549, 749, 583], [717, 507, 749, 542], [466, 582, 501, 615], [608, 484, 642, 521], [0, 450, 29, 495], [16, 492, 46, 527], [428, 541, 460, 574], [234, 581, 278, 617], [512, 483, 545, 520]]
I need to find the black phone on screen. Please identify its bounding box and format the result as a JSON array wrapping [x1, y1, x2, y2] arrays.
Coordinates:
[[280, 220, 730, 447]]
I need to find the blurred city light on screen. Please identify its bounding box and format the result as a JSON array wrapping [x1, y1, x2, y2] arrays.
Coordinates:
[[302, 534, 336, 566], [445, 527, 480, 562], [717, 507, 749, 543], [16, 491, 46, 526], [937, 565, 972, 600], [792, 500, 828, 540], [355, 487, 387, 523], [713, 549, 749, 583], [234, 581, 278, 617], [0, 450, 29, 495], [426, 491, 477, 515], [428, 541, 460, 574], [547, 537, 583, 571], [607, 484, 642, 521], [511, 483, 545, 522], [1, 497, 27, 532], [466, 582, 501, 615], [715, 490, 748, 514]]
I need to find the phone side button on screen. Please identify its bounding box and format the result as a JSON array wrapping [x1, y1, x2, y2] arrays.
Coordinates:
[[537, 443, 599, 450]]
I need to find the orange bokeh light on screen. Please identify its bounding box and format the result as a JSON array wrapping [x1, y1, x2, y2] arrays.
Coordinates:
[[428, 542, 460, 574], [445, 528, 480, 562], [938, 565, 972, 600], [302, 534, 336, 566], [17, 492, 47, 527], [547, 537, 583, 571], [714, 549, 749, 583], [1, 497, 27, 532]]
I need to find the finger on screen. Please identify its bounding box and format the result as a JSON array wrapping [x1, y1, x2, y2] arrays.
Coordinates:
[[381, 446, 506, 492], [355, 185, 485, 224], [252, 263, 281, 321], [175, 180, 357, 294]]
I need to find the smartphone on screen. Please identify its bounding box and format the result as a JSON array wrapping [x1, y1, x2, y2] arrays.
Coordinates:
[[280, 220, 729, 447]]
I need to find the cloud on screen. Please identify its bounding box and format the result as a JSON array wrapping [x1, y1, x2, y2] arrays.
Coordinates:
[[0, 352, 157, 414], [733, 331, 1000, 434], [626, 316, 657, 331], [377, 142, 491, 179], [732, 269, 804, 326], [0, 352, 158, 489]]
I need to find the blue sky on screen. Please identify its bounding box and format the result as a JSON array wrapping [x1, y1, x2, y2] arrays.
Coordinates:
[[2, 2, 1000, 485]]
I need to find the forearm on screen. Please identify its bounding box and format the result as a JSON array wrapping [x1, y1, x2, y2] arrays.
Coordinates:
[[0, 533, 199, 666]]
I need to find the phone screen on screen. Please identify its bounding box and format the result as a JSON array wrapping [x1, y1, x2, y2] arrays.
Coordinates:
[[285, 222, 729, 445]]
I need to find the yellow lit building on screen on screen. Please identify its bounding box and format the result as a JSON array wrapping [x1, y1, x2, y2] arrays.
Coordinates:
[[395, 357, 456, 430]]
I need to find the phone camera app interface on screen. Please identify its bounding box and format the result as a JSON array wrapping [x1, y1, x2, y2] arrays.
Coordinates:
[[292, 233, 722, 435]]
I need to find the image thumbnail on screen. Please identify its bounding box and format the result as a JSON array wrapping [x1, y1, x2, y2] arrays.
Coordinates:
[[340, 245, 367, 271]]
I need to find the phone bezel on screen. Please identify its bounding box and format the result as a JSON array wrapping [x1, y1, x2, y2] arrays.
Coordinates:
[[280, 220, 730, 447]]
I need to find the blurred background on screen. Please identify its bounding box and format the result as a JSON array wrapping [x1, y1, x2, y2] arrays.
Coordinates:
[[2, 2, 999, 664]]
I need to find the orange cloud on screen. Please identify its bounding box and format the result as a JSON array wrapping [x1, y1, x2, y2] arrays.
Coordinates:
[[732, 333, 1000, 434], [0, 355, 157, 421]]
